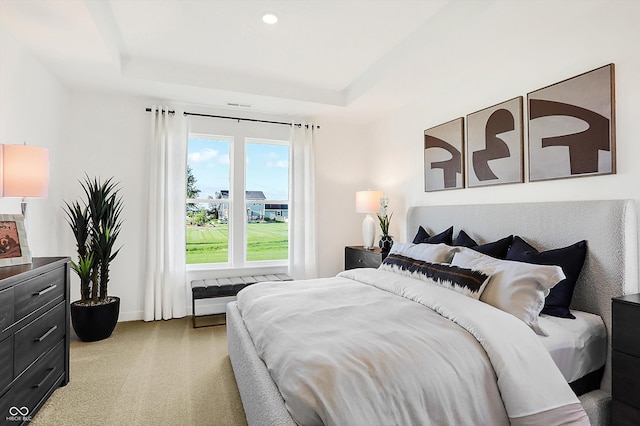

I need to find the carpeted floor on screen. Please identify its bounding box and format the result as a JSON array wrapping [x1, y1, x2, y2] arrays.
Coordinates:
[[32, 317, 248, 426]]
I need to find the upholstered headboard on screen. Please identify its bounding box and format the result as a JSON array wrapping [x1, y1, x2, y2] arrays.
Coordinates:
[[406, 199, 638, 392]]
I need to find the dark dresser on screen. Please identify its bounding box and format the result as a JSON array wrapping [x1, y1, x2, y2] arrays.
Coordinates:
[[345, 246, 387, 270], [612, 293, 640, 425], [0, 257, 70, 423]]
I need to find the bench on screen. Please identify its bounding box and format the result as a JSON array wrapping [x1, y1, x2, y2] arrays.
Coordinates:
[[190, 273, 292, 328]]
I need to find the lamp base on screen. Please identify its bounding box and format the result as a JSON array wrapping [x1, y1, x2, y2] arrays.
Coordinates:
[[362, 213, 376, 249]]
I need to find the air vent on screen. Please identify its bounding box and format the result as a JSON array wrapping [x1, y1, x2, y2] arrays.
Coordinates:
[[226, 102, 252, 108]]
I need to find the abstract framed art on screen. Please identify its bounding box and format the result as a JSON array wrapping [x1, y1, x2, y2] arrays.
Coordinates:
[[466, 96, 523, 188], [527, 64, 615, 181], [0, 214, 31, 267], [424, 117, 464, 192]]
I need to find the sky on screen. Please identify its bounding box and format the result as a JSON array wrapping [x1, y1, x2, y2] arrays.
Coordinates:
[[187, 137, 289, 201]]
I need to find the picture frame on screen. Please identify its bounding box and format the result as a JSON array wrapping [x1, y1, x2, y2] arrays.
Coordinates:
[[466, 96, 524, 188], [0, 214, 31, 267], [527, 63, 615, 182], [424, 117, 464, 192]]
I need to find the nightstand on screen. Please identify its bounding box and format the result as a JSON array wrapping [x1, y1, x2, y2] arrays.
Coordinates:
[[612, 293, 640, 424], [345, 246, 387, 270]]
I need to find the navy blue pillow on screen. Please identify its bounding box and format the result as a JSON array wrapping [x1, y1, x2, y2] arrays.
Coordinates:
[[454, 230, 513, 259], [412, 226, 453, 245], [506, 236, 587, 319]]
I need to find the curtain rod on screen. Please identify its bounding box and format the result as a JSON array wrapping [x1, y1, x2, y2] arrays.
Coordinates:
[[145, 108, 319, 129]]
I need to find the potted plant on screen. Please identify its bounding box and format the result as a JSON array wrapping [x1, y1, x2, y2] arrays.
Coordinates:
[[64, 175, 124, 342], [377, 197, 393, 251]]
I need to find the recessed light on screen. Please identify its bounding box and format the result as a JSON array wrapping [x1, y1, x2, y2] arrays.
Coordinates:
[[262, 13, 278, 24]]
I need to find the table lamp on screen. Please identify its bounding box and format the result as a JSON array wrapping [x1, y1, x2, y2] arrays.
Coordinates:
[[355, 190, 382, 250], [1, 144, 50, 216]]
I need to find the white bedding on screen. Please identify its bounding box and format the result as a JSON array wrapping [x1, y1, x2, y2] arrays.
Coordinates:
[[237, 268, 589, 426], [538, 310, 607, 383]]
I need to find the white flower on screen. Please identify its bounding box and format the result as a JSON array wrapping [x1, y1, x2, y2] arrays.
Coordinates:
[[379, 197, 389, 217]]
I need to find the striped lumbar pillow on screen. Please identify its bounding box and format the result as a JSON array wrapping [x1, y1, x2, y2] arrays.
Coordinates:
[[381, 253, 490, 299]]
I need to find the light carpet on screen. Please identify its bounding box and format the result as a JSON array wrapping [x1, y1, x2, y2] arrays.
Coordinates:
[[32, 317, 247, 426]]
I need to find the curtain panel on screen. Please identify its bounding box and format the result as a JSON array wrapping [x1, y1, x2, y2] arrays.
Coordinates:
[[289, 123, 318, 279], [143, 106, 187, 321]]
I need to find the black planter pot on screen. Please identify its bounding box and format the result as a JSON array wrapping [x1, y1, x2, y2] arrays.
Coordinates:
[[71, 296, 120, 342]]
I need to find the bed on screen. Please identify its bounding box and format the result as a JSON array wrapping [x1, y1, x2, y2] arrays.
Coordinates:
[[227, 199, 638, 425]]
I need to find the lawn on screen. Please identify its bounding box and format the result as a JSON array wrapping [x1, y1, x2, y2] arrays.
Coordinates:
[[186, 222, 288, 264]]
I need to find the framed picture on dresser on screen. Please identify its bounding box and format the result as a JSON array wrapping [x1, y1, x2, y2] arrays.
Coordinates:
[[0, 214, 31, 267]]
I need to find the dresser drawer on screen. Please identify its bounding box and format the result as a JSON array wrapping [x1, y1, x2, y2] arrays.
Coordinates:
[[0, 336, 13, 390], [4, 340, 64, 420], [612, 349, 640, 409], [345, 247, 382, 269], [0, 286, 13, 339], [612, 399, 640, 426], [14, 267, 65, 322], [0, 385, 15, 422], [14, 301, 65, 376]]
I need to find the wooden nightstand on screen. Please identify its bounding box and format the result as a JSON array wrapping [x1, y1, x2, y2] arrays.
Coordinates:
[[345, 246, 387, 270], [612, 293, 640, 424]]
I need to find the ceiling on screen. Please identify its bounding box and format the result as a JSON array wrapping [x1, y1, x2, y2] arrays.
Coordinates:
[[0, 0, 477, 122]]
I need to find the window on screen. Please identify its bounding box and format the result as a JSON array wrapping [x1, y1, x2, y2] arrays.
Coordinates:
[[245, 140, 289, 262], [186, 130, 290, 268], [186, 134, 231, 264]]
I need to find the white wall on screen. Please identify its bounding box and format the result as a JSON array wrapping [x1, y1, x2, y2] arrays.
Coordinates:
[[369, 1, 640, 244], [59, 92, 152, 321], [314, 121, 371, 277], [0, 29, 68, 256]]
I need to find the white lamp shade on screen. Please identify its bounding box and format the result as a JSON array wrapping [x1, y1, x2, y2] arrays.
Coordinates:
[[355, 190, 382, 213], [1, 145, 50, 197]]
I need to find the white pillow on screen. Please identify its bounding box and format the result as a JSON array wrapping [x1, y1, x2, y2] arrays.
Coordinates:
[[451, 247, 565, 336], [387, 242, 457, 264]]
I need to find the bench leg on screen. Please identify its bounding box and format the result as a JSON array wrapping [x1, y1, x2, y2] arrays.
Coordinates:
[[192, 294, 196, 328], [192, 295, 227, 328]]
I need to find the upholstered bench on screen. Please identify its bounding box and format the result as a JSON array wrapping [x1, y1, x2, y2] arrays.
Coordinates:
[[190, 274, 292, 328]]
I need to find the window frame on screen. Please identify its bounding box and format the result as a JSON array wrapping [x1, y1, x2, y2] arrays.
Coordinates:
[[186, 131, 290, 272]]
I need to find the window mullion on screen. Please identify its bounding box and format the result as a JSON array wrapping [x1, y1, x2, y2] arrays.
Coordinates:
[[231, 134, 246, 267]]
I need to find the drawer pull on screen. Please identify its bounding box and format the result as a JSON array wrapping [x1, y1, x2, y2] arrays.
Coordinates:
[[33, 284, 57, 297], [33, 367, 57, 389], [358, 259, 363, 263], [35, 325, 58, 342]]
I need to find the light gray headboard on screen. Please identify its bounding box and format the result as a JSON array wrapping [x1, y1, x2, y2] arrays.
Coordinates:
[[406, 199, 638, 392]]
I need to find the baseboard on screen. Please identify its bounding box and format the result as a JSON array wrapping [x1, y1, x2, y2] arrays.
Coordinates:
[[115, 297, 236, 322]]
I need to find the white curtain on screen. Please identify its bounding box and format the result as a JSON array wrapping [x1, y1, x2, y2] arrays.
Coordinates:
[[289, 123, 317, 279], [143, 106, 187, 321]]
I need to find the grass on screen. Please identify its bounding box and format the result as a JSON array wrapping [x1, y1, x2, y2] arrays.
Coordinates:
[[186, 222, 288, 264]]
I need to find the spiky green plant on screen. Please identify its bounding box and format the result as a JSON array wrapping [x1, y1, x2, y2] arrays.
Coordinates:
[[64, 175, 124, 304], [69, 253, 95, 302], [64, 200, 93, 302]]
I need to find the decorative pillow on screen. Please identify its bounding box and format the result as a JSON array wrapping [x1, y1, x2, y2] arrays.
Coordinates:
[[506, 236, 587, 319], [412, 225, 454, 245], [454, 230, 513, 259], [451, 247, 565, 336], [387, 242, 457, 264], [381, 253, 490, 299]]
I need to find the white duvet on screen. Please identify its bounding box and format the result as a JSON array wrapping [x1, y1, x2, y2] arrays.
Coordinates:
[[237, 268, 589, 426]]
